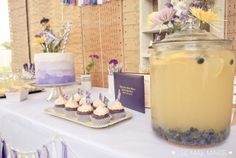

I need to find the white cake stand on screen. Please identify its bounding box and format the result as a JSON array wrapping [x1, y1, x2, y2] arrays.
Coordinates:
[[31, 82, 78, 101]]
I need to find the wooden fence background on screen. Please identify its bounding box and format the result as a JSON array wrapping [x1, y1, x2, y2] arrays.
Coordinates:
[[8, 0, 140, 87], [8, 0, 236, 86]]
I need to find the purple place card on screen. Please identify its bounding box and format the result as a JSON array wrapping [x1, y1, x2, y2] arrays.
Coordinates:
[[114, 72, 145, 113]]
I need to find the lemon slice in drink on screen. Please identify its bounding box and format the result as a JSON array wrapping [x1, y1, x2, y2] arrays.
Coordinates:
[[206, 57, 225, 78]]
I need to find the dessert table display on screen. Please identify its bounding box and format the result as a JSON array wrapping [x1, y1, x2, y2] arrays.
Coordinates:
[[0, 87, 236, 158]]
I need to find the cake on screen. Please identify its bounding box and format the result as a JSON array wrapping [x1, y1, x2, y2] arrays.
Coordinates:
[[108, 101, 126, 119], [90, 106, 111, 125], [77, 103, 93, 122], [54, 96, 67, 113], [74, 93, 82, 104], [65, 97, 79, 117], [34, 53, 75, 85], [92, 99, 106, 109]]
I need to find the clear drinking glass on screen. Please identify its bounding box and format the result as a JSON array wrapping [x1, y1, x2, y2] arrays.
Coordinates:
[[151, 29, 235, 147]]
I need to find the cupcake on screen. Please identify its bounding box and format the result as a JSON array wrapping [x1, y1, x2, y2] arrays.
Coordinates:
[[54, 96, 67, 113], [65, 97, 79, 117], [79, 96, 87, 106], [77, 103, 93, 122], [74, 93, 82, 104], [92, 99, 106, 109], [90, 106, 111, 125], [108, 101, 126, 119]]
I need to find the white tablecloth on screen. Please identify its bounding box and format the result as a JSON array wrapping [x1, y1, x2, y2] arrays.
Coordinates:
[[0, 87, 236, 158]]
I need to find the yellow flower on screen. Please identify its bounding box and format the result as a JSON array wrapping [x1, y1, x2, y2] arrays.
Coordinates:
[[33, 37, 46, 44], [190, 7, 218, 24]]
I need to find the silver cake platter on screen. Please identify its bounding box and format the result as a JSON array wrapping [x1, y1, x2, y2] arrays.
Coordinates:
[[31, 81, 80, 101]]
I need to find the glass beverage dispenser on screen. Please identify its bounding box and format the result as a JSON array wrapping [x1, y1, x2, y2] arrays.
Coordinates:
[[150, 29, 235, 146]]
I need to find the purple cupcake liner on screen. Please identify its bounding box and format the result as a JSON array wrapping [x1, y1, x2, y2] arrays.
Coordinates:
[[77, 114, 91, 122], [111, 111, 126, 120], [64, 110, 77, 118], [54, 107, 65, 113], [90, 115, 111, 125]]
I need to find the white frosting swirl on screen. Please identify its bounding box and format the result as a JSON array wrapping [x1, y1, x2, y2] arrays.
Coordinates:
[[77, 104, 93, 112], [65, 97, 79, 108], [54, 96, 67, 105], [79, 97, 87, 105], [74, 93, 82, 102], [93, 100, 105, 108], [93, 106, 109, 116], [109, 101, 124, 110]]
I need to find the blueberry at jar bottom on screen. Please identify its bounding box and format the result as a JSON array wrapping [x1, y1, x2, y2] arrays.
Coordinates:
[[152, 125, 230, 146]]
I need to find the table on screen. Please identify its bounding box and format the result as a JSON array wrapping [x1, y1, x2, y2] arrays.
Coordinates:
[[0, 87, 236, 158]]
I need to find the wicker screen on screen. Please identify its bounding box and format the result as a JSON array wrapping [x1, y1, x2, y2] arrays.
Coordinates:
[[225, 0, 236, 51]]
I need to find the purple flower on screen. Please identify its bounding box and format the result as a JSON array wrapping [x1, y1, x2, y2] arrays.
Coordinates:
[[152, 6, 176, 26], [40, 17, 49, 24], [165, 2, 173, 8], [30, 63, 35, 73], [89, 54, 99, 59], [109, 59, 118, 65], [190, 2, 208, 11], [35, 34, 41, 38], [23, 63, 28, 72]]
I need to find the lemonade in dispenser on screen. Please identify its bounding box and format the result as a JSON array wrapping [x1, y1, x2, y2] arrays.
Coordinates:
[[150, 29, 235, 146]]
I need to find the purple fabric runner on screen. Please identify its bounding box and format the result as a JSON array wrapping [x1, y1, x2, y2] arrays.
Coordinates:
[[0, 139, 3, 158], [61, 142, 68, 158], [36, 149, 41, 158], [12, 150, 18, 158], [43, 146, 50, 158], [2, 141, 7, 158]]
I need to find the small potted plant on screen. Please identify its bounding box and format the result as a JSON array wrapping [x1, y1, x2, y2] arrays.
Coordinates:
[[81, 54, 99, 90], [108, 59, 122, 95]]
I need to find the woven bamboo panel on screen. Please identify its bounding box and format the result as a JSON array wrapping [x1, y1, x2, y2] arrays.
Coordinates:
[[226, 0, 236, 51], [8, 0, 30, 70], [61, 4, 83, 77], [81, 5, 102, 87], [82, 1, 123, 87], [123, 0, 140, 72], [100, 0, 123, 87], [123, 0, 139, 13]]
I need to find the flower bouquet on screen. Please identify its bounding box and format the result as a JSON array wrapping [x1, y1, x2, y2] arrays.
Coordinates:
[[34, 17, 72, 53], [147, 0, 218, 35]]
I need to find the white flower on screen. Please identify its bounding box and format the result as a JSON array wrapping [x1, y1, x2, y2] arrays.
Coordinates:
[[171, 0, 194, 16]]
